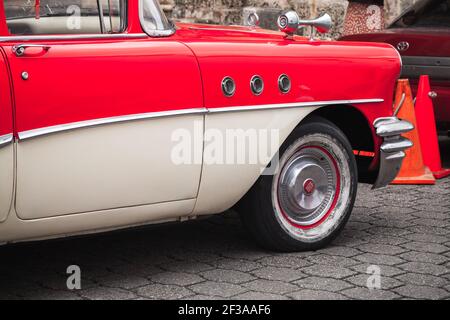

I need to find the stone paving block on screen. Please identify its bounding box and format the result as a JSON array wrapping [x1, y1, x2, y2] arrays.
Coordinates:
[[411, 210, 449, 220], [412, 218, 448, 228], [401, 242, 449, 254], [367, 223, 413, 234], [346, 221, 373, 231], [371, 236, 410, 246], [316, 245, 362, 257], [185, 294, 225, 300], [354, 253, 405, 266], [350, 264, 406, 277], [80, 286, 137, 300], [136, 283, 193, 300], [301, 265, 357, 279], [288, 289, 347, 300], [399, 251, 448, 265], [395, 273, 449, 288], [341, 287, 401, 300], [201, 269, 256, 284], [306, 254, 360, 267], [256, 255, 312, 268], [345, 274, 403, 290], [242, 279, 298, 294], [404, 233, 449, 244], [393, 285, 449, 300], [98, 274, 150, 290], [294, 276, 353, 292], [407, 225, 449, 236], [232, 291, 288, 300], [189, 281, 247, 298], [332, 235, 369, 248], [397, 262, 449, 276], [211, 258, 263, 272], [110, 264, 164, 278], [357, 243, 407, 255], [163, 261, 214, 274], [150, 272, 204, 286], [251, 266, 306, 282]]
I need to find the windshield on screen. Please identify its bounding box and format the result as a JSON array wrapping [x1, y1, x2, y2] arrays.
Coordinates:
[[140, 0, 174, 36], [390, 0, 450, 28]]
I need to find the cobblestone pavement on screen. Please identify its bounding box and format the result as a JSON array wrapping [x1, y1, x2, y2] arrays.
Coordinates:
[[0, 143, 449, 300]]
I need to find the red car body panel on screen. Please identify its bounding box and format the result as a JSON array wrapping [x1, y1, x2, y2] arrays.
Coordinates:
[[178, 29, 399, 111], [1, 40, 204, 133]]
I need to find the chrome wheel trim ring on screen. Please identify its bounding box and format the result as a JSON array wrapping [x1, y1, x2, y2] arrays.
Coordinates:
[[272, 134, 352, 242], [277, 147, 338, 227]]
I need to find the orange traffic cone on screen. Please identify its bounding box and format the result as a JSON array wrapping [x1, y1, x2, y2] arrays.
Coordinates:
[[391, 79, 435, 185], [415, 75, 450, 179]]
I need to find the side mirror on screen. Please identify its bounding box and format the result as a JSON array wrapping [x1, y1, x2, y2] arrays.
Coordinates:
[[277, 11, 332, 40]]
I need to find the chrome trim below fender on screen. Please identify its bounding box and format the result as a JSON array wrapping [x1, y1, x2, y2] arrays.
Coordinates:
[[208, 98, 384, 113], [18, 108, 208, 140], [0, 134, 13, 148], [372, 117, 414, 189], [17, 98, 384, 140]]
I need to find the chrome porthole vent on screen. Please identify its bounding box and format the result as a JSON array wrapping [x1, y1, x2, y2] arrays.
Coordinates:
[[250, 75, 264, 96], [278, 74, 291, 94], [222, 77, 236, 97]]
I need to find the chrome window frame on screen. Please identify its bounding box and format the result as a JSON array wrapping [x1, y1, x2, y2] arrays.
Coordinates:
[[139, 0, 176, 38]]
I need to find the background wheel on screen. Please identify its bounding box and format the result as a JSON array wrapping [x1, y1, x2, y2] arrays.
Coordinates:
[[238, 116, 358, 252]]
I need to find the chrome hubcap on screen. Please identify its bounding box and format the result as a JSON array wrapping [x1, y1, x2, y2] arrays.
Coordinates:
[[277, 146, 338, 227]]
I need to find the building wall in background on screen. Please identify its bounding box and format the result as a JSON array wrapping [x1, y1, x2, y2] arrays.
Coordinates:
[[161, 0, 418, 38], [3, 0, 419, 38]]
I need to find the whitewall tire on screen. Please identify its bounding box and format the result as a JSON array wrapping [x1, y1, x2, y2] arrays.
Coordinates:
[[238, 116, 358, 251]]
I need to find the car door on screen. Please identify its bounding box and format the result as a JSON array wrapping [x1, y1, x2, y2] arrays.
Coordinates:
[[0, 50, 14, 223], [2, 0, 204, 220]]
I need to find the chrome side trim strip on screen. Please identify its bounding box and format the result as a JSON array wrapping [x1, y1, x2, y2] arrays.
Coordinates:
[[0, 33, 148, 42], [207, 98, 384, 113], [0, 134, 13, 148], [18, 108, 208, 140], [17, 98, 384, 140]]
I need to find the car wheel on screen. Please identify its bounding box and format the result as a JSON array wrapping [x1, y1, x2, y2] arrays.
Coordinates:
[[238, 116, 358, 252]]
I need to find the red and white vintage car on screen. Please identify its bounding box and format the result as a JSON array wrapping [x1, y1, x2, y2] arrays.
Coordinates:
[[0, 0, 412, 251]]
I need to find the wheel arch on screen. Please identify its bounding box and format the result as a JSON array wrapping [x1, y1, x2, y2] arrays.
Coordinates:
[[301, 104, 378, 184]]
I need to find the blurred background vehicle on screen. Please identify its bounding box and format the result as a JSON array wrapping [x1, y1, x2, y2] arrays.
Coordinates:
[[340, 0, 450, 134]]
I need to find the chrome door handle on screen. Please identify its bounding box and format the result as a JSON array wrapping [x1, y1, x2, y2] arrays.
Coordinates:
[[12, 44, 51, 57]]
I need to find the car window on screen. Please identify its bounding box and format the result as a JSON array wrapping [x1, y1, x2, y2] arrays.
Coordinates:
[[140, 0, 174, 36], [391, 0, 450, 28], [3, 0, 126, 35]]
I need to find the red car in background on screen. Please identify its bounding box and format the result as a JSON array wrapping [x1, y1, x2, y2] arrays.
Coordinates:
[[340, 0, 450, 132]]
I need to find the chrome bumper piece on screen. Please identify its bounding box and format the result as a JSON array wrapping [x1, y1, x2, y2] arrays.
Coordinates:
[[372, 117, 414, 189]]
